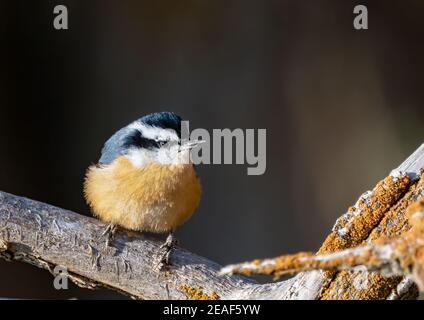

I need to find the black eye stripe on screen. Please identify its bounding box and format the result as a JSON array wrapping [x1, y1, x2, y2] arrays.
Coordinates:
[[123, 131, 169, 150]]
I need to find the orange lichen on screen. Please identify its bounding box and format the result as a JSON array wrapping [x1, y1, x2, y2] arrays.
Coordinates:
[[247, 252, 314, 276], [320, 272, 402, 300], [180, 285, 219, 300], [319, 175, 410, 255], [223, 248, 385, 278], [316, 174, 411, 298], [318, 173, 424, 299]]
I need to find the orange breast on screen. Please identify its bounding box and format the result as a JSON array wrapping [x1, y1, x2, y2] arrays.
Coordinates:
[[84, 156, 201, 233]]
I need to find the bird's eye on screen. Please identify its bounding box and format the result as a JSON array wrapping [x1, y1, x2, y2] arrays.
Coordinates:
[[157, 140, 168, 147]]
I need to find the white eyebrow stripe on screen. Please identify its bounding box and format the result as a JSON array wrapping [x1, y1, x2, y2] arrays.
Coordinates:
[[128, 122, 179, 141]]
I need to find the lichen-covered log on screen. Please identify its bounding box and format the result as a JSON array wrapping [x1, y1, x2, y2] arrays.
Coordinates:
[[319, 173, 424, 299], [221, 198, 424, 296], [221, 144, 424, 300]]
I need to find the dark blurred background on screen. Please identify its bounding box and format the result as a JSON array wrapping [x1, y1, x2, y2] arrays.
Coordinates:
[[0, 0, 423, 299]]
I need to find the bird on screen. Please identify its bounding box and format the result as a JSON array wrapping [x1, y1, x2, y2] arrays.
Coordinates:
[[84, 112, 202, 265]]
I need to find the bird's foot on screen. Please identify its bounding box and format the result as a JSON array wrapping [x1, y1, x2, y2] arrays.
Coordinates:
[[100, 223, 118, 247], [156, 232, 178, 270]]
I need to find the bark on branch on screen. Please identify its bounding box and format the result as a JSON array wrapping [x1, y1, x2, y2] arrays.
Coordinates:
[[1, 143, 424, 300], [0, 190, 247, 299]]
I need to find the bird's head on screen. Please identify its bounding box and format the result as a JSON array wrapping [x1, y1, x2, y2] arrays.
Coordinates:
[[99, 112, 202, 167]]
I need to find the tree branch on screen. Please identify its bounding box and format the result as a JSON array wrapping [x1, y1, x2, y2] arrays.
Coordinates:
[[1, 143, 424, 299], [0, 190, 294, 300]]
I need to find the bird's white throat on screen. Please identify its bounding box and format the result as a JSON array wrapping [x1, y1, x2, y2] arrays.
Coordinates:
[[126, 145, 191, 167]]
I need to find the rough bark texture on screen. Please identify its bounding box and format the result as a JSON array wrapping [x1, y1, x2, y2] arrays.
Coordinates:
[[1, 143, 424, 300], [0, 191, 247, 299], [0, 190, 304, 299]]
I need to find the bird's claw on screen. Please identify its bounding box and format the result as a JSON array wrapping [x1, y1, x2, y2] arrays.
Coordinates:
[[100, 223, 117, 247], [156, 232, 178, 270]]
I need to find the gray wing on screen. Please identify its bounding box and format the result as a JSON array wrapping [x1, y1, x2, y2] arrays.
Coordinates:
[[98, 126, 132, 165]]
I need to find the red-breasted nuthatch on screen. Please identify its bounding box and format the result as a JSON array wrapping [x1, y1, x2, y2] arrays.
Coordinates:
[[84, 112, 202, 264]]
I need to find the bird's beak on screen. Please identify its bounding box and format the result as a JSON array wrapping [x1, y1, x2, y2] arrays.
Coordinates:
[[180, 139, 206, 150]]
